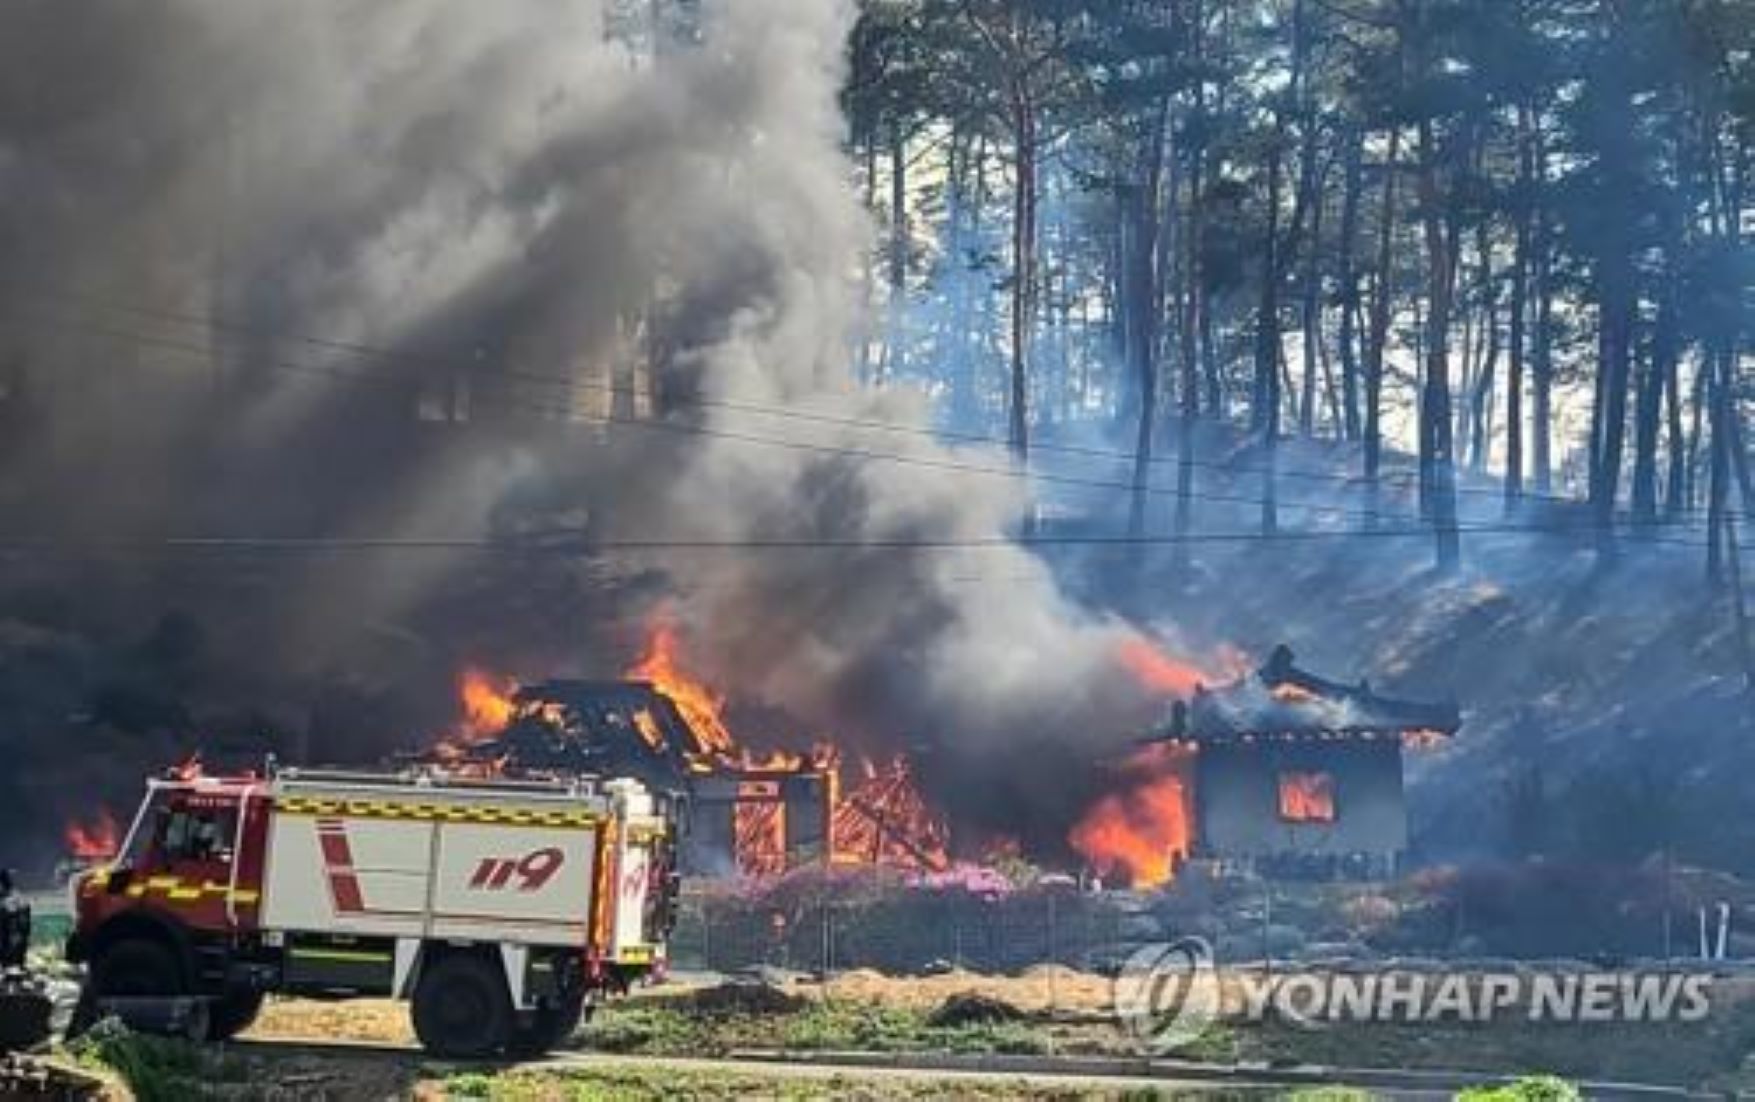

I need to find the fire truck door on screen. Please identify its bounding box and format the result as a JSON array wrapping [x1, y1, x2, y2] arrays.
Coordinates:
[[144, 797, 241, 922]]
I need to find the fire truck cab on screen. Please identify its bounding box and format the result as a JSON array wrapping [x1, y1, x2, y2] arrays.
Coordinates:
[[67, 766, 678, 1058]]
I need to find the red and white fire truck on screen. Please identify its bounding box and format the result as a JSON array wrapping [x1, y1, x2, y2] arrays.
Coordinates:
[[66, 766, 679, 1057]]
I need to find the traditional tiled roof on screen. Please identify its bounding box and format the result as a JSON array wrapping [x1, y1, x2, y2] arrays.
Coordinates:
[[1162, 645, 1462, 744]]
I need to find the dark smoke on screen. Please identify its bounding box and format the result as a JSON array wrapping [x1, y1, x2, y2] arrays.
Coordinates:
[[0, 0, 1193, 872]]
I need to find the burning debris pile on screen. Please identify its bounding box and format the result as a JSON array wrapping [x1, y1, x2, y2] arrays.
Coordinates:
[[431, 624, 952, 879], [410, 616, 1260, 886]]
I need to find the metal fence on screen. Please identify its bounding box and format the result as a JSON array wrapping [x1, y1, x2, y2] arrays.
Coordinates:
[[667, 886, 1134, 977]]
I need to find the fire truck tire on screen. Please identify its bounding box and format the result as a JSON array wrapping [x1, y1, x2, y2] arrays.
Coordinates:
[[507, 994, 587, 1057], [93, 939, 185, 999], [206, 989, 265, 1041], [411, 954, 513, 1059]]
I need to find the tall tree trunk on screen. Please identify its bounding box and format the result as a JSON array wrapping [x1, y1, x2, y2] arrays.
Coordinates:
[[1009, 89, 1036, 466], [1175, 1, 1207, 566], [1632, 273, 1677, 530], [1337, 124, 1364, 442], [1468, 217, 1499, 474], [1365, 127, 1400, 526], [1729, 390, 1755, 520], [1255, 130, 1284, 536], [1663, 339, 1687, 518], [1128, 99, 1171, 541], [1299, 166, 1324, 437], [1708, 348, 1732, 585], [1202, 0, 1232, 422], [1592, 254, 1634, 556], [1416, 111, 1461, 571], [1286, 0, 1320, 439], [952, 134, 990, 431], [1530, 115, 1554, 495], [883, 117, 909, 384], [1505, 102, 1532, 509], [1687, 351, 1709, 514]]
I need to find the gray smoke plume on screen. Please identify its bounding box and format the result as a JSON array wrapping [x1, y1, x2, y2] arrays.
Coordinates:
[[0, 0, 1193, 864]]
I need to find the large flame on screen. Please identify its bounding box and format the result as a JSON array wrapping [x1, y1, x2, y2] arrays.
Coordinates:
[[1117, 636, 1247, 700], [626, 617, 949, 876], [66, 807, 120, 860], [1069, 742, 1193, 890], [458, 666, 518, 741], [833, 755, 950, 872], [733, 782, 789, 878], [626, 621, 735, 757], [1117, 637, 1209, 698]]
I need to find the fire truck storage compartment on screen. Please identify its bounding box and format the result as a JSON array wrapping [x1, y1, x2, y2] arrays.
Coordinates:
[[259, 781, 607, 947], [281, 933, 396, 996]]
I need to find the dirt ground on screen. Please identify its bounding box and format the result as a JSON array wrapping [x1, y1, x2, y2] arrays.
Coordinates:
[[819, 965, 1112, 1014], [245, 966, 1121, 1046], [248, 997, 417, 1045]]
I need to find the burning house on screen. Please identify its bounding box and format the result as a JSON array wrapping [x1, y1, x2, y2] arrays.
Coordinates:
[[1161, 645, 1461, 879], [435, 629, 950, 880]]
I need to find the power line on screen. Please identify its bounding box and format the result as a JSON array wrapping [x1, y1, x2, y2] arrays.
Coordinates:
[[0, 521, 1732, 556], [6, 293, 1747, 536], [7, 303, 1744, 540], [9, 286, 1724, 522], [0, 308, 1440, 528]]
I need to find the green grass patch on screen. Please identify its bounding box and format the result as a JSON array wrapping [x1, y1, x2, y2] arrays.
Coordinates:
[[439, 1064, 1239, 1100], [579, 1004, 714, 1054], [1179, 998, 1755, 1091], [580, 998, 1052, 1059], [1457, 1075, 1582, 1102], [64, 1020, 246, 1102], [581, 986, 1755, 1089]]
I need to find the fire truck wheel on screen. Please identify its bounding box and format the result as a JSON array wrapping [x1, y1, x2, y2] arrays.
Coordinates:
[[507, 994, 587, 1058], [411, 954, 513, 1059], [206, 989, 265, 1041], [93, 939, 184, 999]]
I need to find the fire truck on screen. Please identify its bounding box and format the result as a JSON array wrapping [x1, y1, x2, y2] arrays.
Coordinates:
[[65, 766, 679, 1058]]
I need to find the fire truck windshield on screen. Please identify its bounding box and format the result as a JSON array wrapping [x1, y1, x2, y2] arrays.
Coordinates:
[[152, 799, 238, 864]]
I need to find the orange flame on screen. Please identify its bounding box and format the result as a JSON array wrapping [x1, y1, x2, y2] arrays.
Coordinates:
[[621, 615, 953, 875], [1271, 682, 1322, 705], [1118, 637, 1236, 699], [66, 807, 120, 860], [1278, 771, 1336, 822], [626, 621, 735, 757], [1069, 742, 1192, 889], [734, 782, 788, 878], [457, 666, 518, 741], [632, 708, 669, 753], [833, 755, 950, 872]]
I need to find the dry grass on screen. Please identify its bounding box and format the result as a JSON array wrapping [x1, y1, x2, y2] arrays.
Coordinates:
[[246, 996, 415, 1045], [242, 966, 1120, 1049], [818, 965, 1111, 1014]]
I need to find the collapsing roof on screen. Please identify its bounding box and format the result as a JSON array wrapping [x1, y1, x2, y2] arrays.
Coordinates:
[[453, 680, 705, 780], [1161, 645, 1462, 745]]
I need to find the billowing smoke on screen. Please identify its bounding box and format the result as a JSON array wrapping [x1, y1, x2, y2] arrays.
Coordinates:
[[0, 0, 1193, 867]]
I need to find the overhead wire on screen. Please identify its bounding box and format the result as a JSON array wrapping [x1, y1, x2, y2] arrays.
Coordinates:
[[0, 293, 1746, 554], [13, 285, 1733, 521]]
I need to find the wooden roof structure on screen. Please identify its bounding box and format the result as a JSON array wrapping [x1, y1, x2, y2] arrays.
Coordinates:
[[1160, 645, 1462, 746]]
